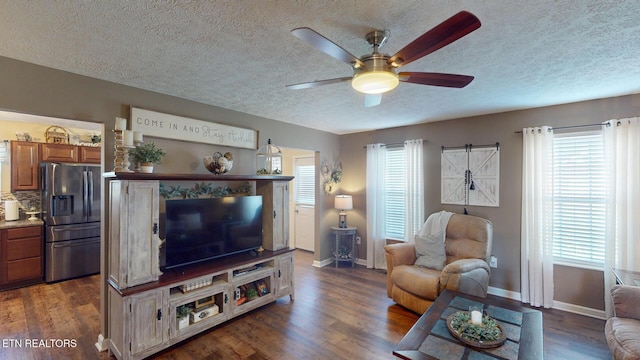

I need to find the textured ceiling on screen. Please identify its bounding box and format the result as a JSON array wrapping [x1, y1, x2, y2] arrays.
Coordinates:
[[1, 1, 639, 134]]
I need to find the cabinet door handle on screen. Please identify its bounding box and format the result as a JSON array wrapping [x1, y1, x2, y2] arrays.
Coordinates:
[[273, 210, 277, 219], [157, 309, 162, 320], [278, 270, 281, 278], [224, 294, 228, 303], [153, 223, 158, 234]]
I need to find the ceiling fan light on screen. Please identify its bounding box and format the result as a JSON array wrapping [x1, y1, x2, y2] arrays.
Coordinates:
[[352, 71, 399, 94]]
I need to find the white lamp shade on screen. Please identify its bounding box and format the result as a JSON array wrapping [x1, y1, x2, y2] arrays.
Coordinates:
[[351, 71, 399, 94], [334, 195, 353, 211]]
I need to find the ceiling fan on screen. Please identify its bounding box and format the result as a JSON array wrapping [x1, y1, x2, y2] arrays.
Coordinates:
[[286, 11, 481, 107]]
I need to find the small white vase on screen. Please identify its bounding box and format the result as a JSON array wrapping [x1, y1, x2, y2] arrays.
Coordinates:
[[139, 163, 154, 173], [178, 316, 189, 330]]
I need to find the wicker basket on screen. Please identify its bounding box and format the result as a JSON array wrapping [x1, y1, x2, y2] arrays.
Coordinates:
[[45, 126, 69, 144]]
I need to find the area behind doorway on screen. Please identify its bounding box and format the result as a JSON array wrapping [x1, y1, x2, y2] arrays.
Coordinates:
[[281, 147, 315, 253]]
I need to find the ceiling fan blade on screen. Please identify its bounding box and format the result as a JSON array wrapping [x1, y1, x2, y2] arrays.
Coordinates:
[[364, 94, 382, 107], [388, 11, 481, 68], [399, 72, 474, 88], [291, 27, 365, 68], [286, 77, 352, 90]]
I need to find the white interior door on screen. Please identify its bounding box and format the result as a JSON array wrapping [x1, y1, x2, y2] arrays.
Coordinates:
[[293, 156, 315, 252]]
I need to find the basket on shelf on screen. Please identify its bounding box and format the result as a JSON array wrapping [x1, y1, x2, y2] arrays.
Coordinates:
[[45, 125, 69, 144]]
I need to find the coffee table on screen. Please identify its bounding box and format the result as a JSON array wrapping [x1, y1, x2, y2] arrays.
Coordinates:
[[393, 290, 543, 360]]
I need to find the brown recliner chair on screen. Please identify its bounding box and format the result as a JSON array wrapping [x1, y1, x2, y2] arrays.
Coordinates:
[[384, 213, 493, 314], [605, 285, 640, 360]]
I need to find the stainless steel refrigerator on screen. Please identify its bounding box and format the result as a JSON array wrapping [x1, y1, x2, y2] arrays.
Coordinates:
[[41, 162, 101, 282]]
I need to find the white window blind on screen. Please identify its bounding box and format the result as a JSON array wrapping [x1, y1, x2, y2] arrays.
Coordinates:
[[552, 131, 606, 267], [385, 147, 405, 240], [294, 164, 315, 205]]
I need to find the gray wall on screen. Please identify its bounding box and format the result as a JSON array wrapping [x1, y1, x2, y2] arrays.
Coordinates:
[[2, 54, 638, 313], [340, 93, 640, 311], [0, 56, 340, 340], [0, 55, 340, 264]]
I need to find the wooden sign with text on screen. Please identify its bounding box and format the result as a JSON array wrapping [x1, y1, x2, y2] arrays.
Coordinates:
[[130, 107, 258, 149]]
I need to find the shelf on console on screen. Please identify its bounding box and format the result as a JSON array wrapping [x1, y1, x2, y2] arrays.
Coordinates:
[[108, 248, 294, 297], [103, 171, 294, 182]]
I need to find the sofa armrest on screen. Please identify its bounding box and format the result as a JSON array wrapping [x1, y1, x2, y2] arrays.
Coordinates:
[[440, 259, 491, 297], [384, 243, 416, 297], [611, 285, 640, 320]]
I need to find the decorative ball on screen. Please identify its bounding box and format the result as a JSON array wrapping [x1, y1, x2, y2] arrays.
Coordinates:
[[204, 152, 233, 174]]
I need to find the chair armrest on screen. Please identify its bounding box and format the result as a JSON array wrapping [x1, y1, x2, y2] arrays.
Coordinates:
[[440, 259, 490, 292], [384, 243, 417, 267], [384, 243, 416, 297], [611, 285, 640, 320]]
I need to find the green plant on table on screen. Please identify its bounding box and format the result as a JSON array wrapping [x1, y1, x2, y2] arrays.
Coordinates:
[[449, 311, 501, 343]]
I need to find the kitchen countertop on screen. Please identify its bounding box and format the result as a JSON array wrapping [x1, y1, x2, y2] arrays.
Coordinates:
[[0, 218, 44, 229]]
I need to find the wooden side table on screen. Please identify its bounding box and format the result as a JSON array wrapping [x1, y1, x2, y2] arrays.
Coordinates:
[[330, 226, 357, 268]]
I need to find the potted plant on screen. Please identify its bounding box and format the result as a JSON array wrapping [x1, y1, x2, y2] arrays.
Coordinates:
[[246, 288, 258, 301], [176, 305, 191, 330], [130, 142, 166, 173]]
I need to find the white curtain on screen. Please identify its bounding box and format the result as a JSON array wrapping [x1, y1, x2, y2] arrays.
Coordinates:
[[404, 139, 424, 243], [603, 117, 640, 317], [366, 143, 387, 269], [521, 126, 555, 308]]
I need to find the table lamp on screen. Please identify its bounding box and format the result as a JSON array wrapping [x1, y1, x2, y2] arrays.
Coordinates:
[[334, 195, 353, 228]]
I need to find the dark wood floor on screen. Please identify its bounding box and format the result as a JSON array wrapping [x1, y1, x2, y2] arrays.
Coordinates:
[[0, 250, 611, 359]]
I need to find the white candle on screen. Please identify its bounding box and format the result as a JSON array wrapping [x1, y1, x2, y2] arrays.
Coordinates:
[[133, 131, 143, 143], [115, 117, 127, 131], [471, 310, 482, 325], [123, 130, 134, 146]]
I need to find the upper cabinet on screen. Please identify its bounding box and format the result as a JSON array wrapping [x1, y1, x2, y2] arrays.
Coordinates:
[[108, 180, 162, 289], [10, 141, 39, 191], [79, 146, 101, 164], [256, 180, 290, 251], [40, 143, 78, 163], [10, 141, 101, 191]]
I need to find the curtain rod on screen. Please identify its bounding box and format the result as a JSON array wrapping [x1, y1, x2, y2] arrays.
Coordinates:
[[514, 122, 607, 134], [362, 139, 425, 148], [441, 142, 500, 153]]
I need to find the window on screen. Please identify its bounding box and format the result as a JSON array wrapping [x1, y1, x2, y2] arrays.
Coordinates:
[[552, 131, 606, 267], [294, 159, 315, 206], [385, 147, 406, 240]]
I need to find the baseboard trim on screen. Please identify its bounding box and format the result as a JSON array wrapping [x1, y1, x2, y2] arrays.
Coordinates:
[[313, 258, 334, 268], [487, 286, 605, 320], [552, 300, 606, 320], [488, 286, 522, 301]]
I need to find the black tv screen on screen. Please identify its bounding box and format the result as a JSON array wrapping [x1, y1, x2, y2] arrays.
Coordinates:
[[163, 196, 263, 269]]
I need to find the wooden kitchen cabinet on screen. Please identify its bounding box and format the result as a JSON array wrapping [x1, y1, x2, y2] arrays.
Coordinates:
[[0, 226, 43, 289], [40, 143, 101, 164], [79, 146, 101, 164], [40, 143, 78, 162], [10, 141, 39, 191]]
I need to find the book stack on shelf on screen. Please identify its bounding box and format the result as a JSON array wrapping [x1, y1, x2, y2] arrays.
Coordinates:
[[236, 279, 269, 305]]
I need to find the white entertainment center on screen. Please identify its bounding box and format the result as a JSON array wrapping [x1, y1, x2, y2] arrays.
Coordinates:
[[104, 172, 294, 360]]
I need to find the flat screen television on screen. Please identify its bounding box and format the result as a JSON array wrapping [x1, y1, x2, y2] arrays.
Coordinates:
[[162, 196, 263, 270]]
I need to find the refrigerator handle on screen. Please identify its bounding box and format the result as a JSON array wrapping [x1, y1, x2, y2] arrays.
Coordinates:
[[83, 171, 89, 218], [88, 171, 94, 217]]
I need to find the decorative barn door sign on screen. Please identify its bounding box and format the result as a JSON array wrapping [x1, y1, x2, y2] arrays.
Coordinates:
[[441, 143, 500, 207]]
